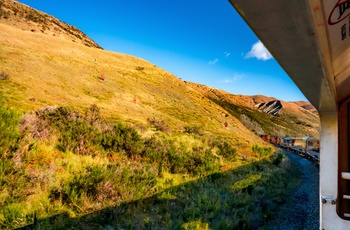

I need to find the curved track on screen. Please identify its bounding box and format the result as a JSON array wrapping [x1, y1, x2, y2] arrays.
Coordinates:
[[261, 149, 320, 229]]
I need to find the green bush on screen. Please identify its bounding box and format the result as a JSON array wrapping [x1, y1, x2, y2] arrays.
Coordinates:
[[272, 152, 284, 166], [143, 136, 220, 176], [56, 119, 98, 155], [103, 123, 144, 158], [217, 141, 237, 161], [0, 203, 26, 228], [84, 104, 102, 125], [49, 165, 110, 208], [142, 136, 168, 162], [26, 105, 145, 158], [49, 163, 157, 211], [252, 144, 272, 158]]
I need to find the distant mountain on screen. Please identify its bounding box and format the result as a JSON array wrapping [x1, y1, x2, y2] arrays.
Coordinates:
[[293, 101, 318, 115], [186, 83, 319, 137]]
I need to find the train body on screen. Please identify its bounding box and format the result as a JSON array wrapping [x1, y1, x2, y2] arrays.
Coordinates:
[[229, 0, 350, 227], [260, 135, 320, 163]]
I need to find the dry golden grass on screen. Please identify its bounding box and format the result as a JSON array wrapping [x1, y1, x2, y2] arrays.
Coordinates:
[[0, 22, 265, 151], [0, 0, 101, 48]]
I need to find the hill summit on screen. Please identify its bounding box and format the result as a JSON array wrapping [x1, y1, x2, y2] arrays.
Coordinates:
[[0, 0, 102, 48]]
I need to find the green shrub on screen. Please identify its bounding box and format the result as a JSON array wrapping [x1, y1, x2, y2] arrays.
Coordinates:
[[0, 203, 26, 229], [101, 122, 144, 159], [56, 119, 98, 155], [272, 152, 284, 166], [142, 136, 168, 162], [24, 105, 145, 158], [142, 136, 219, 176], [49, 165, 109, 209], [217, 141, 237, 161], [252, 144, 272, 158]]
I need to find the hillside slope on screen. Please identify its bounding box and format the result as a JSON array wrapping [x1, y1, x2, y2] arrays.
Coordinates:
[[0, 0, 319, 141], [0, 1, 315, 229], [187, 83, 320, 137], [0, 20, 266, 148]]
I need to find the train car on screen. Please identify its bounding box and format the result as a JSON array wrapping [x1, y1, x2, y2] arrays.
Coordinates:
[[280, 136, 292, 148], [260, 134, 270, 143], [306, 136, 320, 152], [270, 135, 281, 145], [292, 136, 309, 150], [260, 135, 283, 145]]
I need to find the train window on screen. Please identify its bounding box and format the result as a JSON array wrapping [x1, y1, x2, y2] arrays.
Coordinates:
[[338, 97, 350, 220]]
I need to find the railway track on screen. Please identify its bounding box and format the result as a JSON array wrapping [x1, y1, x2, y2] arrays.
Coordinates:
[[280, 145, 320, 165]]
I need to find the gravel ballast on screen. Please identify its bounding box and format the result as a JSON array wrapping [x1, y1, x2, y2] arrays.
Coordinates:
[[261, 149, 319, 230]]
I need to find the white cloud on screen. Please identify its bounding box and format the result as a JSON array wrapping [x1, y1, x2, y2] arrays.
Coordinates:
[[208, 58, 219, 65], [245, 40, 273, 61], [233, 73, 244, 81], [220, 73, 244, 83], [221, 78, 233, 83], [224, 52, 231, 57]]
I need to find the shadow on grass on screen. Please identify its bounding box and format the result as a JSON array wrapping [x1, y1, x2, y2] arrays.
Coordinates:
[[17, 159, 300, 230]]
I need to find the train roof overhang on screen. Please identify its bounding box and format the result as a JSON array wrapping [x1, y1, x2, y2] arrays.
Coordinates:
[[229, 0, 350, 114]]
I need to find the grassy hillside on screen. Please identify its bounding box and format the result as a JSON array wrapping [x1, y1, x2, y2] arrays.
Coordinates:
[[0, 1, 312, 229], [0, 21, 265, 148], [0, 0, 101, 49]]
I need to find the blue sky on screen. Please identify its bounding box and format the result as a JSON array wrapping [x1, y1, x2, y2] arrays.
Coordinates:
[[18, 0, 307, 102]]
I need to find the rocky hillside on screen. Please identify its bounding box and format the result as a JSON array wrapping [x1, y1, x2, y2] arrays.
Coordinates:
[[186, 83, 320, 137], [0, 0, 102, 49], [293, 100, 318, 115], [255, 100, 283, 116]]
